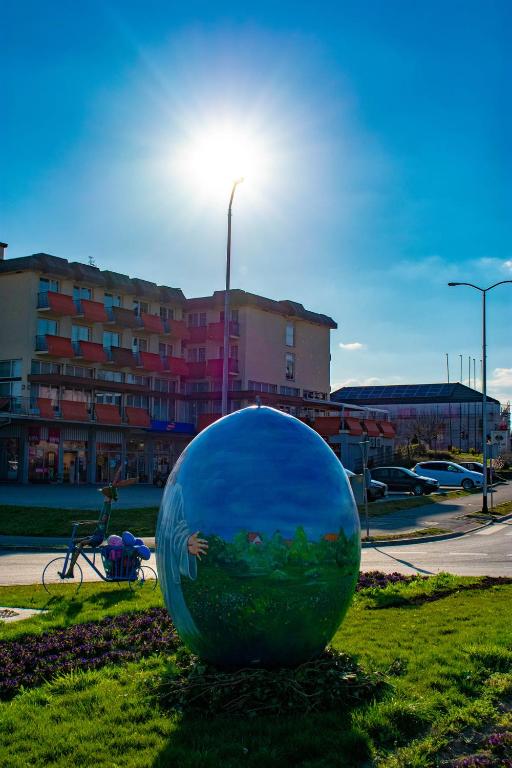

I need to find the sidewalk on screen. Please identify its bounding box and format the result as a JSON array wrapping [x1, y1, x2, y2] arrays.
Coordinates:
[[0, 484, 163, 509]]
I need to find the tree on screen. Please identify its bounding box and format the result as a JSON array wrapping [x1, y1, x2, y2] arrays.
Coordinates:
[[410, 413, 444, 450]]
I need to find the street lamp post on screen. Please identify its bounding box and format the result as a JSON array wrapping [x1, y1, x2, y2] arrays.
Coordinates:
[[221, 178, 244, 417], [448, 280, 512, 514]]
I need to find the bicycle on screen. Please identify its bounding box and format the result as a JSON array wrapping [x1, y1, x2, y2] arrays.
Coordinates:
[[41, 476, 157, 595]]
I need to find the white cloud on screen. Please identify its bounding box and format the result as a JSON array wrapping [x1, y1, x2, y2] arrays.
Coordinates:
[[488, 368, 512, 405], [338, 342, 366, 351], [503, 260, 512, 272]]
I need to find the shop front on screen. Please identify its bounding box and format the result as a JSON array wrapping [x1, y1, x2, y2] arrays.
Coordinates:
[[96, 442, 123, 483], [62, 440, 88, 484], [126, 438, 148, 483], [28, 426, 60, 483], [0, 437, 20, 481]]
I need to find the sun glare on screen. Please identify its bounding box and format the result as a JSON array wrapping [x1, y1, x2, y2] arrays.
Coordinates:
[[176, 121, 269, 200]]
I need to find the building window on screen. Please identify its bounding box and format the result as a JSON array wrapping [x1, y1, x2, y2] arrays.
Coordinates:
[[159, 306, 174, 321], [187, 312, 207, 327], [230, 345, 238, 359], [31, 359, 60, 375], [0, 359, 22, 379], [186, 382, 210, 393], [103, 331, 120, 349], [39, 277, 59, 293], [159, 343, 173, 357], [133, 299, 149, 316], [37, 318, 58, 336], [280, 385, 300, 396], [126, 394, 149, 408], [248, 380, 278, 394], [64, 364, 94, 379], [104, 293, 121, 308], [153, 378, 176, 393], [285, 352, 295, 380], [285, 322, 295, 347], [71, 325, 91, 342], [73, 286, 92, 300], [96, 392, 122, 406], [187, 347, 206, 362], [126, 373, 148, 386], [132, 337, 148, 353], [97, 369, 124, 383]]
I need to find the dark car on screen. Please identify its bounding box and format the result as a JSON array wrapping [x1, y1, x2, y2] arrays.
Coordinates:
[[458, 461, 504, 483], [370, 466, 439, 496]]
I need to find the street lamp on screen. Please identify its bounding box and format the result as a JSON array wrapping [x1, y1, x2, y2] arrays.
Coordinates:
[[448, 280, 512, 514], [221, 178, 244, 417]]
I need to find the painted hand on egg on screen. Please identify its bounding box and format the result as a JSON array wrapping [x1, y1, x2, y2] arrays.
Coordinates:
[[187, 532, 209, 559]]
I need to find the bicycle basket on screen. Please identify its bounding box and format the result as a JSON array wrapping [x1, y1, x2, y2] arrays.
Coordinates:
[[101, 545, 140, 580]]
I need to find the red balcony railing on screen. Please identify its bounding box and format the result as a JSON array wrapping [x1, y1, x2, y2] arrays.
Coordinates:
[[37, 291, 79, 317], [141, 312, 165, 334], [187, 326, 207, 343], [163, 356, 189, 377], [187, 361, 207, 378], [206, 358, 239, 378], [35, 334, 74, 358], [164, 319, 191, 340], [207, 321, 240, 341]]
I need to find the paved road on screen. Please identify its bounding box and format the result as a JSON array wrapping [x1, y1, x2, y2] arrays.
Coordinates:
[[0, 484, 163, 509], [1, 519, 511, 585]]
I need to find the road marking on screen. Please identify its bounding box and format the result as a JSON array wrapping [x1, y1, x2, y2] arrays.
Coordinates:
[[448, 552, 488, 556], [474, 524, 508, 535]]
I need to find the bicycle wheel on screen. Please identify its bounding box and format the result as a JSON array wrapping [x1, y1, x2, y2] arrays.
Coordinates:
[[129, 565, 158, 592], [42, 557, 83, 596]]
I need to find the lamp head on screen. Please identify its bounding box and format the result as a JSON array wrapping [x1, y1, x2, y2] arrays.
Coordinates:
[[448, 282, 460, 287]]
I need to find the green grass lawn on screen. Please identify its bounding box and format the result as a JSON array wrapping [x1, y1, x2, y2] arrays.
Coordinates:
[[0, 505, 159, 537], [1, 576, 511, 767]]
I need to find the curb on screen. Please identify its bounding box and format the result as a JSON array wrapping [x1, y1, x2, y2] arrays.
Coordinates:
[[361, 511, 512, 548]]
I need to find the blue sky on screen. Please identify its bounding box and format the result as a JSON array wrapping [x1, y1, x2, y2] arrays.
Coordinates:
[[2, 1, 511, 404]]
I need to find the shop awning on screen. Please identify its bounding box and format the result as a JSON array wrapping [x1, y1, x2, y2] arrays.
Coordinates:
[[344, 416, 363, 435], [80, 299, 108, 323], [378, 421, 396, 438], [46, 335, 74, 358], [79, 341, 108, 363], [95, 404, 122, 425], [61, 401, 89, 422], [126, 407, 151, 428], [37, 398, 55, 419], [139, 352, 164, 372], [363, 419, 381, 437], [141, 313, 164, 333], [312, 416, 341, 437]]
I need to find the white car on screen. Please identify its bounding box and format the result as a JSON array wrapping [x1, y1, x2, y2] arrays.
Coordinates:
[[412, 461, 483, 491]]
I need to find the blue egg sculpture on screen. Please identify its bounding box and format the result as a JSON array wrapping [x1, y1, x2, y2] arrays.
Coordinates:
[[156, 406, 360, 667]]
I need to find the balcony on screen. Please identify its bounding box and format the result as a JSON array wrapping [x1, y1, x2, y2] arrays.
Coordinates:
[[94, 403, 122, 425], [35, 334, 74, 358], [206, 358, 239, 378], [207, 321, 240, 342], [141, 312, 165, 334], [187, 361, 207, 379], [106, 306, 143, 329], [136, 351, 165, 373], [164, 319, 191, 340], [37, 291, 79, 317], [77, 299, 108, 323], [73, 340, 108, 364], [106, 347, 138, 368], [187, 325, 207, 343], [162, 356, 189, 377]]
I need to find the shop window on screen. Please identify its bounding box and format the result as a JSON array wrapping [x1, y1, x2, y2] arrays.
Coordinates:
[[0, 437, 20, 481]]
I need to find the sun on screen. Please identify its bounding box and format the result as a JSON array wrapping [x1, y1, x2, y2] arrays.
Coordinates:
[[175, 120, 269, 200]]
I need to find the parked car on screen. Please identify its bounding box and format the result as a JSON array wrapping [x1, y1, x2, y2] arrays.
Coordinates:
[[458, 461, 504, 483], [370, 466, 439, 496], [412, 461, 483, 490], [345, 468, 388, 501]]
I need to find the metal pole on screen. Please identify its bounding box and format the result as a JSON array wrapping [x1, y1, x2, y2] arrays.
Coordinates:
[[482, 290, 488, 514], [221, 179, 243, 417], [459, 354, 463, 383], [446, 353, 450, 383], [359, 440, 370, 539]]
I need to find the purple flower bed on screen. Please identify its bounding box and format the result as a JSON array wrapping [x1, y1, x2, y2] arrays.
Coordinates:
[[0, 607, 177, 700], [356, 571, 426, 591]]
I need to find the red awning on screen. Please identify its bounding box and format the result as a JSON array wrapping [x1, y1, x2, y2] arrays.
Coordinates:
[[363, 419, 381, 437], [313, 417, 341, 437], [95, 404, 122, 425], [126, 407, 151, 428], [79, 341, 108, 363], [46, 335, 74, 357], [47, 291, 76, 315], [61, 401, 89, 421], [37, 398, 55, 419], [378, 421, 396, 438], [80, 299, 108, 323], [141, 313, 164, 333], [166, 356, 189, 377], [344, 416, 363, 435], [139, 352, 164, 372]]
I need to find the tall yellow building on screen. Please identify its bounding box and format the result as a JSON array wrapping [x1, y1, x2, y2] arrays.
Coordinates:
[[0, 249, 336, 484]]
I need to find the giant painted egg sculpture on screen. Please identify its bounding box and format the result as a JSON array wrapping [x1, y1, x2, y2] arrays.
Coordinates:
[[156, 406, 360, 667]]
